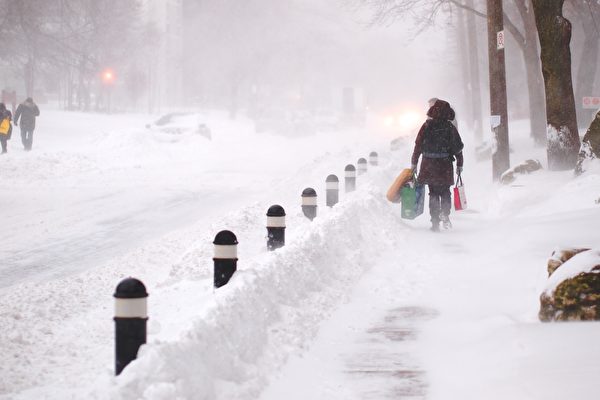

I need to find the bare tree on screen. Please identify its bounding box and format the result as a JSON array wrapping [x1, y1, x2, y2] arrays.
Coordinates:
[[510, 0, 546, 146], [464, 0, 484, 144], [532, 0, 580, 170], [566, 0, 600, 129], [0, 0, 143, 111], [355, 0, 547, 147]]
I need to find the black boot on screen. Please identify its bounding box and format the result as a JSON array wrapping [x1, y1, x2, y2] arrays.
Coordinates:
[[440, 214, 452, 229], [429, 218, 440, 232]]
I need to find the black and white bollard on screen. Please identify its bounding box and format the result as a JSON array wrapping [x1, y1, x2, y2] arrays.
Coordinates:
[[266, 205, 286, 250], [345, 164, 356, 193], [369, 151, 378, 166], [114, 277, 148, 376], [357, 158, 368, 175], [213, 230, 238, 288], [301, 187, 317, 221], [326, 174, 339, 207]]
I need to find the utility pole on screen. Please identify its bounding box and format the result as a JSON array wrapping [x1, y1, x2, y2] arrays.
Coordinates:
[[486, 0, 510, 180]]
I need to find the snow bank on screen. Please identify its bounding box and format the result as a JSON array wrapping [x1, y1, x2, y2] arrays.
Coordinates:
[[101, 181, 405, 400]]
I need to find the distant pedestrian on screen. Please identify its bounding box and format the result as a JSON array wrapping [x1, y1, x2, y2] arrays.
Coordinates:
[[0, 103, 13, 154], [411, 99, 464, 232], [14, 97, 40, 151]]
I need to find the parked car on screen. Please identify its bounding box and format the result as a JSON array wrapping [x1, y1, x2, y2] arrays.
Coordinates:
[[146, 113, 211, 139]]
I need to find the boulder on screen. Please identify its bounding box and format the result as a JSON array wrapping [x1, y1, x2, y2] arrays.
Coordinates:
[[539, 249, 600, 322], [500, 159, 543, 185], [547, 247, 590, 277]]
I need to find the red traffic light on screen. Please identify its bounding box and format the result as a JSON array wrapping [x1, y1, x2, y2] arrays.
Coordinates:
[[101, 68, 115, 84]]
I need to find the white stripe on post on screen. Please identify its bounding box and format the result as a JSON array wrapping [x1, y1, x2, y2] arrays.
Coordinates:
[[345, 170, 356, 178], [267, 216, 286, 228], [115, 298, 148, 318], [326, 182, 339, 190], [214, 244, 238, 259], [302, 196, 317, 206]]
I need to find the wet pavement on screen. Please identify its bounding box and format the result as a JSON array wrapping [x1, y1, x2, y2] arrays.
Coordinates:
[[343, 306, 438, 399]]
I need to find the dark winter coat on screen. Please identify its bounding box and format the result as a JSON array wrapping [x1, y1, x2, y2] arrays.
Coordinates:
[[14, 101, 40, 131], [411, 100, 464, 186]]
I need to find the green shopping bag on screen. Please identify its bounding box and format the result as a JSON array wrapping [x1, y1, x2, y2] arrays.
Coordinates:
[[400, 176, 425, 220]]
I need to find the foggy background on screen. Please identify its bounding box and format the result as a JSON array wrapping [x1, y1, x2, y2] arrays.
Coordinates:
[[0, 0, 598, 133]]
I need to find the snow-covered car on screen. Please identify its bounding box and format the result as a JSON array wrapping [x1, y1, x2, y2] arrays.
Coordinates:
[[253, 109, 316, 137], [146, 112, 212, 139]]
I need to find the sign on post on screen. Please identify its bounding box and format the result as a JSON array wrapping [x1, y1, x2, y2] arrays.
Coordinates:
[[490, 115, 501, 129], [497, 30, 505, 50], [582, 97, 600, 110]]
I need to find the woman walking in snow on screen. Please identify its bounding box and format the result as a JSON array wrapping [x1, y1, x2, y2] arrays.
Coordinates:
[[411, 99, 464, 232]]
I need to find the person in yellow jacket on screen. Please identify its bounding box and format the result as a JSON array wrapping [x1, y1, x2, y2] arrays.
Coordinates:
[[0, 103, 13, 154]]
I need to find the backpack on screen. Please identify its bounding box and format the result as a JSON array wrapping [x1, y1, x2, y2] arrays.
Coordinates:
[[421, 120, 463, 159], [0, 118, 10, 136]]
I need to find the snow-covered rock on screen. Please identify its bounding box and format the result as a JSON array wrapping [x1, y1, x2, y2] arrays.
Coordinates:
[[547, 247, 590, 277], [539, 249, 600, 321], [500, 159, 542, 185]]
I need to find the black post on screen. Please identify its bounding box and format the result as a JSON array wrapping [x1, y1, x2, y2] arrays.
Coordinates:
[[369, 151, 378, 166], [344, 164, 356, 193], [213, 230, 238, 288], [114, 277, 148, 376], [301, 187, 317, 220], [266, 205, 286, 250], [326, 174, 339, 207], [357, 158, 367, 175]]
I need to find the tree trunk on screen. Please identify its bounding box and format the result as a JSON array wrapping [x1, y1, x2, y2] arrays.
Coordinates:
[[465, 0, 484, 144], [456, 6, 473, 128], [24, 56, 35, 98], [518, 0, 547, 146], [574, 4, 600, 129], [487, 0, 511, 180], [532, 0, 581, 170], [575, 110, 600, 174]]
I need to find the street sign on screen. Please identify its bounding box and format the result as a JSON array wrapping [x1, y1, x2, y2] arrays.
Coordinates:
[[497, 30, 505, 50], [582, 96, 600, 109], [490, 115, 501, 129]]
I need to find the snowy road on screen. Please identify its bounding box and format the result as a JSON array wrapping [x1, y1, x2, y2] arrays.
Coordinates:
[[0, 184, 246, 288], [0, 109, 367, 290]]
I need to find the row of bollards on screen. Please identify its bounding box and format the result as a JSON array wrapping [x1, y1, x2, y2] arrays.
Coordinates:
[[345, 164, 356, 193], [267, 205, 286, 251], [114, 277, 148, 375], [301, 187, 317, 221], [213, 230, 239, 288], [326, 174, 339, 207], [113, 151, 379, 375]]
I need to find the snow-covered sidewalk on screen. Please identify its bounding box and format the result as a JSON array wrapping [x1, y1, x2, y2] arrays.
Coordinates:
[[260, 175, 600, 399]]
